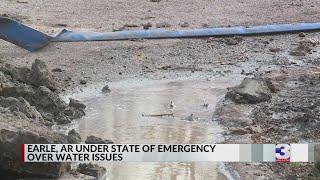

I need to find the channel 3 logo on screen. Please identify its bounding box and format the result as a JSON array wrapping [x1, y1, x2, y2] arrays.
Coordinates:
[[275, 144, 290, 162]]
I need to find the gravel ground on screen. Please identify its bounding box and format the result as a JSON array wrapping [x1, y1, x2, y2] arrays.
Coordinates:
[[1, 0, 320, 179]]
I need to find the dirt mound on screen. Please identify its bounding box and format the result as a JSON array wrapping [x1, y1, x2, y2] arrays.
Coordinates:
[[0, 60, 86, 177], [0, 59, 86, 125], [0, 108, 70, 177], [226, 77, 271, 104]]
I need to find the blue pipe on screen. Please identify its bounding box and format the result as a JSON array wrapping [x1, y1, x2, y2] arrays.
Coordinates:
[[53, 23, 320, 42], [1, 16, 320, 52]]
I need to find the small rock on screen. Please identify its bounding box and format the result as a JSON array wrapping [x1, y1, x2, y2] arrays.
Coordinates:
[[201, 103, 209, 107], [54, 23, 68, 27], [80, 79, 87, 84], [226, 77, 272, 104], [269, 48, 281, 52], [124, 24, 139, 28], [0, 71, 14, 92], [28, 59, 57, 91], [233, 36, 243, 42], [299, 32, 306, 37], [156, 22, 171, 28], [102, 85, 111, 93], [112, 27, 125, 32], [69, 98, 86, 109], [185, 114, 198, 121], [67, 129, 82, 144], [246, 126, 262, 133], [142, 22, 152, 29], [202, 23, 209, 28], [55, 115, 72, 124], [230, 128, 248, 135], [299, 39, 317, 46], [289, 51, 307, 56], [150, 0, 161, 2], [77, 163, 106, 179], [225, 38, 239, 45], [264, 78, 279, 93], [180, 22, 190, 28], [168, 101, 175, 109], [85, 136, 114, 144], [52, 68, 63, 72]]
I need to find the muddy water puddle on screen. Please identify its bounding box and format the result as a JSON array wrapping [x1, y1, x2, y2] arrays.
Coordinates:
[[66, 79, 238, 179]]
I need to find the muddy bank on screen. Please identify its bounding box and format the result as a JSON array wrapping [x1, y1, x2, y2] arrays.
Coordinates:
[[216, 66, 320, 179]]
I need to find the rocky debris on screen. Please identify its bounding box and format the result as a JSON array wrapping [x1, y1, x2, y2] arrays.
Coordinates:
[[69, 98, 86, 109], [0, 111, 70, 177], [0, 82, 33, 98], [37, 86, 66, 110], [52, 68, 63, 72], [298, 39, 318, 46], [290, 39, 317, 56], [112, 26, 125, 32], [185, 114, 198, 121], [28, 59, 57, 91], [0, 60, 86, 125], [247, 126, 262, 134], [179, 22, 190, 27], [85, 136, 114, 144], [202, 23, 209, 28], [124, 23, 139, 28], [0, 96, 43, 121], [201, 103, 209, 107], [168, 101, 175, 109], [225, 38, 238, 45], [0, 71, 14, 91], [80, 79, 87, 84], [229, 127, 248, 135], [54, 115, 72, 124], [101, 85, 111, 93], [263, 70, 288, 93], [298, 32, 306, 37], [221, 67, 320, 179], [156, 22, 171, 28], [0, 60, 88, 177], [226, 77, 271, 104], [66, 129, 82, 144], [142, 22, 152, 29], [225, 36, 243, 45], [76, 163, 106, 179], [36, 86, 80, 123], [0, 63, 30, 83], [269, 47, 281, 52], [264, 78, 280, 93], [289, 46, 311, 56]]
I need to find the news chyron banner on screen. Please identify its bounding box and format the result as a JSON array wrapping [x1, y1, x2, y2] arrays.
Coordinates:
[[22, 144, 315, 163]]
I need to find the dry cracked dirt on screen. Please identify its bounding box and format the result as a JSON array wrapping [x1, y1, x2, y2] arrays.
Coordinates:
[[1, 0, 320, 179]]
